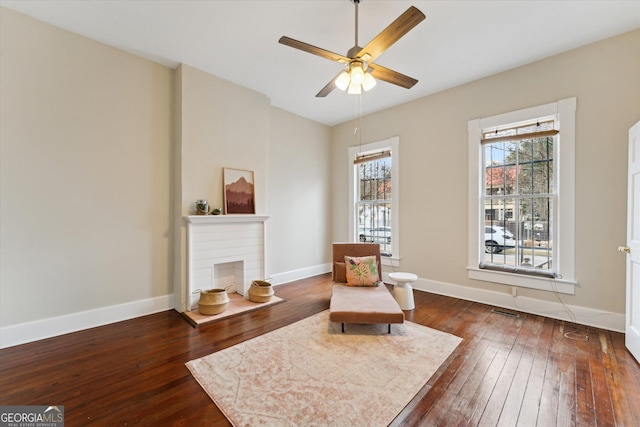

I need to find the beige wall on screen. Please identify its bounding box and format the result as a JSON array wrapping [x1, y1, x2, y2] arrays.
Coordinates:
[[331, 29, 640, 315], [178, 64, 270, 216], [268, 108, 332, 275], [0, 8, 334, 331], [0, 8, 173, 326]]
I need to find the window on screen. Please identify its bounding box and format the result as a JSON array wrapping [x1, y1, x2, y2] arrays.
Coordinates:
[[357, 156, 391, 253], [482, 120, 555, 272], [349, 137, 400, 266], [468, 99, 576, 294]]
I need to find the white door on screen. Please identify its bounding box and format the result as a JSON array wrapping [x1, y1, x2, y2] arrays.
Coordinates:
[[625, 120, 640, 363]]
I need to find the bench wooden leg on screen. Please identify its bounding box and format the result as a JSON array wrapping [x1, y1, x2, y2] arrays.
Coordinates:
[[388, 324, 391, 334], [342, 323, 345, 333]]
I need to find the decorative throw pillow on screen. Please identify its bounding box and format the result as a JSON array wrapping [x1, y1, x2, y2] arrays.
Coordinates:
[[344, 255, 379, 287], [334, 262, 347, 283]]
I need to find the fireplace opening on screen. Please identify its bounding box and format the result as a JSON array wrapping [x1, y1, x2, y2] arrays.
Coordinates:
[[190, 260, 245, 310]]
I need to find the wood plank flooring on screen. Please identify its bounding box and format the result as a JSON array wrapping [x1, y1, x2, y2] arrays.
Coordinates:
[[1, 273, 639, 426]]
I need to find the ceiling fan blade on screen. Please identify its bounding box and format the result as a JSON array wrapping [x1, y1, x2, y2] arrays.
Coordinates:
[[279, 36, 350, 64], [368, 63, 418, 89], [315, 72, 342, 97], [357, 6, 425, 63]]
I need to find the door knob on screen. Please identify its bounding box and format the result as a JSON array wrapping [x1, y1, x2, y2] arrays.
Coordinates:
[[618, 246, 631, 253]]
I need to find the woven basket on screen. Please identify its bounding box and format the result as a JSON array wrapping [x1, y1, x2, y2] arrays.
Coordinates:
[[248, 280, 274, 303], [198, 289, 230, 315]]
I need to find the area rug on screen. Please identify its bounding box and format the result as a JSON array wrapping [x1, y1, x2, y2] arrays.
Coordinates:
[[186, 310, 462, 426], [182, 293, 285, 327]]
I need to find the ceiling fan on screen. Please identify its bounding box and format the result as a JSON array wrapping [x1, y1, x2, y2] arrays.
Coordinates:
[[279, 0, 426, 97]]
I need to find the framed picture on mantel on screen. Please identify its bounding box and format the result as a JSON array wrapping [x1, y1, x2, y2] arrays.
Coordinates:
[[223, 168, 255, 214]]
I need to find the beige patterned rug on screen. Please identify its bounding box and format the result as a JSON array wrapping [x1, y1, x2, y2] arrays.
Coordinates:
[[186, 310, 462, 426]]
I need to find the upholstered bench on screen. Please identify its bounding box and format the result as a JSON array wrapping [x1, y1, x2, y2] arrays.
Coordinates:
[[329, 243, 405, 333]]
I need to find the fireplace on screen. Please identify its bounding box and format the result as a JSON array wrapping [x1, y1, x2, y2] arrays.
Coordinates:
[[184, 215, 269, 311], [188, 260, 244, 310]]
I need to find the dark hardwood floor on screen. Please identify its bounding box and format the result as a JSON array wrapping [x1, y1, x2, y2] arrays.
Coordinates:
[[1, 273, 639, 426]]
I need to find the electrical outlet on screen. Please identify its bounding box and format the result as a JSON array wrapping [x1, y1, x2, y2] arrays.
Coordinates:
[[511, 286, 518, 297]]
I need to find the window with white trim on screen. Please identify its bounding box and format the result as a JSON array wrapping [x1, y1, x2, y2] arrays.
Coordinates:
[[468, 98, 577, 294], [482, 120, 556, 275], [349, 137, 400, 266]]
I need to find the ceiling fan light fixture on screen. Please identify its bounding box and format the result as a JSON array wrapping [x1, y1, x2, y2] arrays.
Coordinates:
[[362, 72, 376, 91], [335, 70, 351, 91], [350, 63, 365, 85], [347, 80, 362, 94]]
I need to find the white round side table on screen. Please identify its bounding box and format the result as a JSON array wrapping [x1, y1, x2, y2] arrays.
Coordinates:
[[389, 272, 417, 310]]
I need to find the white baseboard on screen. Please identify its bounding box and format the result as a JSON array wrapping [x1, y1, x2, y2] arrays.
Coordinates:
[[383, 273, 625, 333], [269, 263, 332, 286], [0, 294, 174, 349], [3, 272, 623, 348]]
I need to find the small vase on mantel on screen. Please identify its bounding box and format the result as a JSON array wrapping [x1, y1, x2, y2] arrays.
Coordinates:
[[196, 199, 211, 215]]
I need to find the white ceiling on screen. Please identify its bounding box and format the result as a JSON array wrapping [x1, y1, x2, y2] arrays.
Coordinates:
[[2, 1, 639, 126]]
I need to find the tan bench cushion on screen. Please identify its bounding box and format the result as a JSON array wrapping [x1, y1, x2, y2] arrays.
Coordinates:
[[329, 283, 404, 325]]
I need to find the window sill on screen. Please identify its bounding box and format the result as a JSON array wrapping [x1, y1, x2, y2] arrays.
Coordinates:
[[381, 256, 400, 268], [467, 267, 576, 294]]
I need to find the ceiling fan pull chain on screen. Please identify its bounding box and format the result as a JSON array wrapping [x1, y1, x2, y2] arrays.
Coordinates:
[[354, 0, 359, 47]]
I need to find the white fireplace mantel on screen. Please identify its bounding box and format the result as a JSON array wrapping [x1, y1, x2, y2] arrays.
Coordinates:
[[183, 214, 269, 311], [185, 214, 270, 224]]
